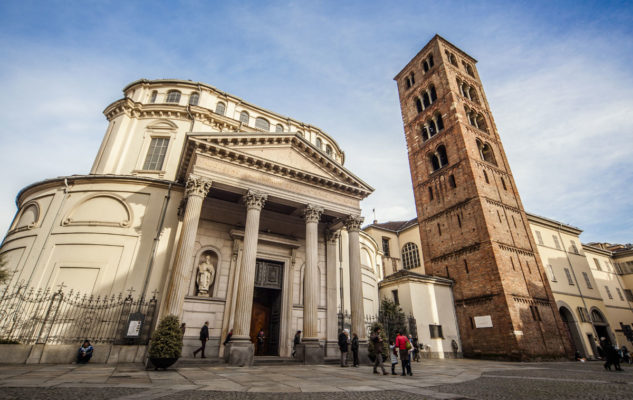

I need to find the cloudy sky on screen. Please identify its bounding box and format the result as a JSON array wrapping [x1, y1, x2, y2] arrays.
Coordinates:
[[0, 0, 631, 244]]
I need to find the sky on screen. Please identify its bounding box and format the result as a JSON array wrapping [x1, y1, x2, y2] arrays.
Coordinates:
[[0, 0, 632, 244]]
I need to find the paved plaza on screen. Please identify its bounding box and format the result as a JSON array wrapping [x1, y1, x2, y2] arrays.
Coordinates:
[[0, 359, 631, 399]]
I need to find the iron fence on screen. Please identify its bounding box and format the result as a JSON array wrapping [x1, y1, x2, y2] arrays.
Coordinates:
[[337, 311, 417, 340], [0, 283, 158, 345]]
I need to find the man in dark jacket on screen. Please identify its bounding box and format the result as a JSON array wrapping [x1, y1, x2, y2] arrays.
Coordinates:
[[351, 333, 360, 367], [601, 337, 622, 371], [338, 329, 349, 367], [292, 330, 301, 357], [193, 321, 209, 358]]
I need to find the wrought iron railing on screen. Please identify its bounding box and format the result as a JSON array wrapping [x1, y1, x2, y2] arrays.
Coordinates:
[[0, 283, 157, 345]]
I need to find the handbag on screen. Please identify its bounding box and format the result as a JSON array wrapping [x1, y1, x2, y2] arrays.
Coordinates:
[[405, 339, 412, 350]]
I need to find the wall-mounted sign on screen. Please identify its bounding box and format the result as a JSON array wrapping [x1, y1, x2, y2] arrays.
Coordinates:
[[474, 315, 493, 328], [126, 312, 145, 338]]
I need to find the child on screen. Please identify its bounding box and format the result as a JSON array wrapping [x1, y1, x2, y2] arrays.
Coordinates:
[[389, 340, 399, 375]]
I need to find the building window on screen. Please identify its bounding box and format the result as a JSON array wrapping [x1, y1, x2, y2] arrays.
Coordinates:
[[149, 90, 158, 103], [457, 214, 462, 228], [593, 258, 602, 271], [188, 92, 199, 106], [325, 145, 333, 157], [415, 98, 423, 113], [315, 137, 322, 149], [616, 288, 624, 301], [401, 242, 421, 270], [382, 237, 390, 257], [501, 177, 507, 190], [463, 61, 475, 77], [449, 174, 456, 188], [445, 51, 458, 67], [142, 138, 169, 171], [570, 241, 579, 254], [275, 124, 284, 133], [624, 289, 633, 302], [605, 286, 613, 299], [547, 264, 556, 282], [429, 145, 449, 172], [483, 170, 489, 184], [553, 235, 561, 249], [429, 324, 443, 339], [476, 139, 497, 165], [577, 307, 590, 323], [392, 290, 400, 305], [464, 259, 469, 273], [437, 223, 442, 236], [255, 117, 270, 131], [428, 186, 434, 200], [239, 111, 249, 125], [564, 268, 574, 285], [166, 90, 181, 103], [215, 102, 226, 115], [535, 231, 544, 245], [582, 272, 593, 289], [530, 305, 542, 321]]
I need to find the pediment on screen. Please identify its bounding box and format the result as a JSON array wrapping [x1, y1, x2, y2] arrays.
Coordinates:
[[147, 119, 178, 130], [181, 133, 374, 199]]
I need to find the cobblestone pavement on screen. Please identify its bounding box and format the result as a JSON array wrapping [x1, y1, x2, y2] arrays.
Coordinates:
[[0, 360, 631, 399]]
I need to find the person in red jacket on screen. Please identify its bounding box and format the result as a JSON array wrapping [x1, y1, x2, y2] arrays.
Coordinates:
[[394, 331, 412, 376]]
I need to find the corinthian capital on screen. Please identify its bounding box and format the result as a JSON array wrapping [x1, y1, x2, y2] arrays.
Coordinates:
[[185, 175, 212, 198], [344, 215, 364, 232], [327, 230, 340, 243], [304, 204, 324, 223], [243, 190, 268, 210]]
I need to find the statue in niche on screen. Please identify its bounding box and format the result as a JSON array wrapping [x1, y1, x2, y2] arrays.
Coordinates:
[[196, 254, 216, 296]]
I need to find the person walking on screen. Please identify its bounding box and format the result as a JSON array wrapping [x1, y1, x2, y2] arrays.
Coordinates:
[[395, 331, 412, 376], [409, 334, 420, 362], [389, 340, 399, 375], [338, 329, 349, 367], [256, 330, 266, 356], [351, 333, 360, 367], [370, 327, 387, 375], [292, 330, 301, 357], [601, 337, 622, 371], [193, 321, 209, 358]]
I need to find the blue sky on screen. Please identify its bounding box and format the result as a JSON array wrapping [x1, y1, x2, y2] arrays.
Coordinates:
[[0, 0, 632, 243]]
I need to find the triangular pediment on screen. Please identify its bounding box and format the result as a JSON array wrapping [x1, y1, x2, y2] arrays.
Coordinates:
[[181, 133, 374, 199]]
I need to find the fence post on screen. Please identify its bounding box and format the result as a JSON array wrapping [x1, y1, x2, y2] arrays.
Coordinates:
[[36, 290, 63, 344], [115, 295, 134, 344]]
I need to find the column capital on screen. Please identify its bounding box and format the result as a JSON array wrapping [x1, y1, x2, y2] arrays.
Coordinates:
[[185, 175, 212, 198], [243, 190, 267, 211], [344, 215, 364, 232], [326, 230, 340, 243], [304, 204, 324, 223]]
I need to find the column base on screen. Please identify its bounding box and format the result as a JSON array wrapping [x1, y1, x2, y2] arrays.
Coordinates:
[[357, 342, 371, 365], [225, 341, 254, 367], [295, 341, 324, 364], [325, 341, 340, 358]]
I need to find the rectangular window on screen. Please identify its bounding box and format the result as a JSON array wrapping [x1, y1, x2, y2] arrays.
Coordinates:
[[625, 289, 633, 302], [593, 258, 602, 271], [546, 264, 557, 282], [582, 272, 592, 289], [142, 137, 169, 171], [570, 241, 579, 254], [605, 286, 613, 299], [429, 324, 443, 339], [382, 237, 390, 257], [392, 289, 399, 305], [616, 288, 624, 301], [564, 268, 574, 285], [535, 231, 544, 245], [530, 305, 542, 321], [552, 235, 561, 249], [577, 307, 590, 323]]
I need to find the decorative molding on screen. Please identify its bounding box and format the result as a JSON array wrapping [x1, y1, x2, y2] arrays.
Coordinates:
[[344, 215, 364, 232], [455, 293, 495, 307], [185, 175, 212, 198], [62, 193, 132, 228], [497, 242, 534, 257], [242, 190, 267, 210], [484, 197, 522, 214], [511, 295, 551, 307], [422, 198, 472, 223], [304, 204, 324, 223], [430, 243, 480, 263]]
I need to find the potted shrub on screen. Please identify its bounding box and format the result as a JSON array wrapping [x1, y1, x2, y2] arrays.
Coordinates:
[[148, 315, 183, 370]]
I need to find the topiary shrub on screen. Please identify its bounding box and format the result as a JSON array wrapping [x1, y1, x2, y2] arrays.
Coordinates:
[[148, 315, 183, 359]]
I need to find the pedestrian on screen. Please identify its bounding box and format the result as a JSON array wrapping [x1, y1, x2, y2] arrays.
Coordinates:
[[193, 321, 209, 358], [621, 345, 631, 364], [256, 330, 266, 355], [601, 337, 622, 371], [76, 339, 93, 364], [338, 329, 349, 367], [180, 323, 186, 336], [370, 327, 388, 375], [223, 329, 233, 346], [409, 334, 420, 362], [351, 332, 360, 367], [395, 331, 412, 376], [389, 340, 399, 375], [292, 330, 301, 357]]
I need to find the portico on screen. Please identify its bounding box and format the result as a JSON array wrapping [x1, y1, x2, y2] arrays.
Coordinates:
[[162, 132, 373, 365]]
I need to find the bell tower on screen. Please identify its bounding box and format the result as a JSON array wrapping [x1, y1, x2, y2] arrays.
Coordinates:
[[394, 35, 572, 359]]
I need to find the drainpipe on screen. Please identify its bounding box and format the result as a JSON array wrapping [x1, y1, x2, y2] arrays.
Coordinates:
[[186, 105, 195, 132], [339, 232, 344, 329], [139, 182, 173, 307]]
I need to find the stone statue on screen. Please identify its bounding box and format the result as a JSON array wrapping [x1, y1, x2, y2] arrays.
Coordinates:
[[196, 254, 216, 296]]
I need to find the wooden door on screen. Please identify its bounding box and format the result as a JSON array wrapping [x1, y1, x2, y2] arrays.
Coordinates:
[[250, 301, 270, 354]]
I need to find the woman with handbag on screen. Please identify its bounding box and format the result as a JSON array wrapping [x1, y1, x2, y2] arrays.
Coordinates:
[[395, 331, 412, 376]]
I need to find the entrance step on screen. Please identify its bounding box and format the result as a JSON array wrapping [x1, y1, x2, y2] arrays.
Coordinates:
[[253, 356, 300, 366], [174, 357, 225, 367]]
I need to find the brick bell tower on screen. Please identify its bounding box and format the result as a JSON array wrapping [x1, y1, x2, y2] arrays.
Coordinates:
[[394, 35, 572, 359]]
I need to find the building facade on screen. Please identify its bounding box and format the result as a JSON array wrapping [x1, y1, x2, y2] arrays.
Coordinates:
[[394, 35, 571, 359]]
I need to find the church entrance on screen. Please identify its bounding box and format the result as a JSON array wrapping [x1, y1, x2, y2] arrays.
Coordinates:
[[250, 260, 283, 356]]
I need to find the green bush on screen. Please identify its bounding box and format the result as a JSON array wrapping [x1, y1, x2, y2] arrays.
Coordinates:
[[148, 315, 183, 359]]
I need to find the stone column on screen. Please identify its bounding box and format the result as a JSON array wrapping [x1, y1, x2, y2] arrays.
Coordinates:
[[325, 230, 340, 357], [345, 215, 366, 341], [226, 190, 267, 366], [163, 175, 212, 317]]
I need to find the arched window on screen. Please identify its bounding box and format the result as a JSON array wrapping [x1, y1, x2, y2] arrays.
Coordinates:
[[428, 55, 434, 68], [149, 90, 158, 103], [422, 92, 431, 108], [166, 90, 181, 103], [188, 92, 199, 106], [476, 140, 497, 165], [415, 98, 423, 113], [435, 113, 444, 131], [402, 242, 421, 270], [428, 186, 434, 200], [429, 153, 441, 171], [420, 125, 430, 141], [463, 62, 475, 77], [215, 102, 226, 115], [275, 124, 284, 133], [447, 52, 458, 67], [406, 78, 411, 89], [437, 145, 448, 166], [430, 85, 437, 102], [315, 137, 322, 149], [410, 72, 415, 85], [255, 117, 270, 131], [476, 114, 488, 132], [325, 145, 333, 156], [423, 60, 429, 72], [468, 87, 479, 104], [239, 111, 249, 125], [428, 119, 437, 136]]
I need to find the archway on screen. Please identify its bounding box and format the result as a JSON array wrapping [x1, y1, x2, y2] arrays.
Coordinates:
[[591, 308, 614, 345], [559, 306, 586, 357]]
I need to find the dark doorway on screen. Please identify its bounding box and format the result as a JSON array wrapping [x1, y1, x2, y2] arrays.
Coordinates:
[[250, 260, 283, 356], [559, 306, 585, 357]]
